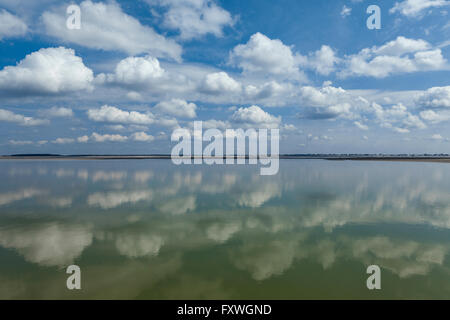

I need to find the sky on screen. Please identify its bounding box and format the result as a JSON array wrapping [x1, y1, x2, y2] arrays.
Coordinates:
[[0, 0, 449, 155]]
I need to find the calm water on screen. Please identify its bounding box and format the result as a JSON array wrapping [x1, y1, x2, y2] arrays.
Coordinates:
[[1, 159, 450, 299]]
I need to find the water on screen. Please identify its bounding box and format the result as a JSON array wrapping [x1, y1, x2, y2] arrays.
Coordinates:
[[0, 159, 450, 299]]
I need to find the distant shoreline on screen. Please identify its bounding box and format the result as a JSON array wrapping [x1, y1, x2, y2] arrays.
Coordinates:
[[1, 155, 450, 163]]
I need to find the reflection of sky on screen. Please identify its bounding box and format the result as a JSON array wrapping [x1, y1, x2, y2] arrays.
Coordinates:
[[1, 160, 450, 298]]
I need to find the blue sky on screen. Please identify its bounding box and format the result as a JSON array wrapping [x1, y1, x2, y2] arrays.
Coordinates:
[[0, 0, 449, 154]]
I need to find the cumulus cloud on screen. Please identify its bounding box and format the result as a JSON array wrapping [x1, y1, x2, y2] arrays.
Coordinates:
[[0, 223, 92, 267], [39, 107, 73, 118], [229, 32, 305, 79], [231, 239, 298, 280], [0, 47, 93, 96], [87, 105, 155, 125], [49, 133, 130, 145], [148, 0, 234, 40], [238, 183, 281, 208], [0, 109, 49, 126], [304, 45, 339, 76], [87, 105, 179, 129], [154, 99, 197, 118], [0, 189, 43, 206], [296, 83, 431, 133], [206, 222, 241, 243], [299, 85, 348, 107], [340, 36, 448, 78], [243, 81, 292, 105], [417, 87, 450, 123], [431, 133, 444, 140], [99, 55, 165, 89], [9, 140, 33, 145], [91, 132, 128, 142], [0, 9, 27, 39], [132, 131, 155, 142], [42, 0, 182, 61], [200, 119, 230, 130], [115, 233, 163, 258], [77, 135, 89, 143], [371, 102, 426, 132], [390, 0, 450, 17], [420, 110, 450, 123], [416, 86, 450, 108], [354, 121, 369, 130], [297, 84, 363, 120], [200, 72, 241, 95], [53, 137, 75, 144], [371, 37, 431, 56], [231, 105, 281, 128]]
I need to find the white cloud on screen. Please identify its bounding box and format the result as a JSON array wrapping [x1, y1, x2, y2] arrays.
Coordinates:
[[341, 5, 352, 17], [229, 32, 305, 78], [431, 133, 444, 140], [402, 112, 427, 129], [231, 105, 281, 128], [304, 45, 339, 76], [116, 234, 163, 258], [91, 132, 128, 142], [77, 135, 89, 143], [394, 127, 410, 133], [299, 85, 348, 107], [42, 0, 182, 61], [91, 170, 126, 182], [158, 195, 196, 215], [88, 190, 153, 209], [101, 55, 165, 88], [0, 0, 58, 15], [0, 223, 92, 267], [9, 140, 33, 145], [414, 49, 447, 69], [126, 91, 142, 101], [0, 47, 93, 96], [371, 102, 427, 132], [416, 86, 450, 108], [238, 183, 281, 208], [149, 0, 234, 40], [53, 137, 75, 144], [0, 109, 49, 126], [297, 84, 366, 120], [340, 37, 448, 78], [354, 121, 369, 130], [243, 81, 291, 104], [40, 107, 73, 118], [0, 9, 27, 39], [0, 189, 43, 206], [420, 109, 450, 123], [201, 119, 230, 130], [154, 99, 197, 118], [132, 131, 155, 142], [282, 124, 297, 131], [372, 37, 431, 56], [390, 0, 450, 17], [87, 105, 155, 125], [206, 222, 241, 243], [156, 117, 179, 128], [200, 72, 241, 94]]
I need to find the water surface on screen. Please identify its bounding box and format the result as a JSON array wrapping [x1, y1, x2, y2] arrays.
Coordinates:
[[1, 159, 450, 299]]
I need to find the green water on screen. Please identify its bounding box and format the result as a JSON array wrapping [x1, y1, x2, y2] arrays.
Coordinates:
[[0, 159, 450, 299]]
